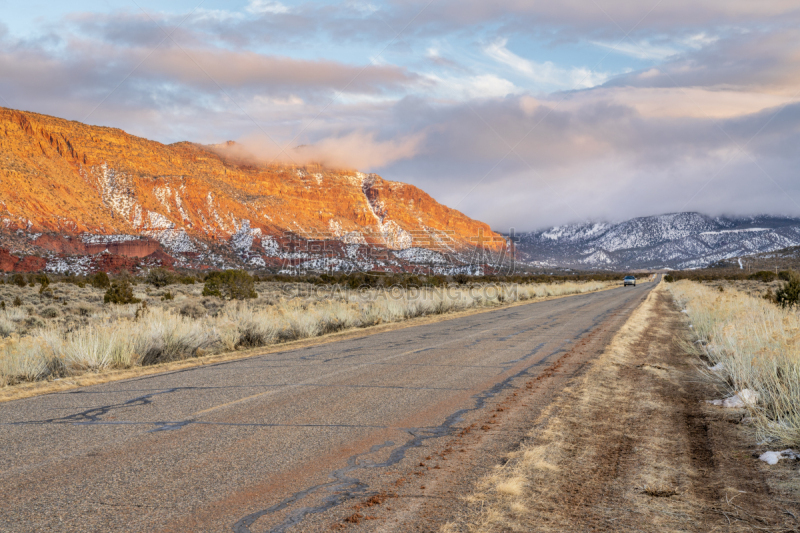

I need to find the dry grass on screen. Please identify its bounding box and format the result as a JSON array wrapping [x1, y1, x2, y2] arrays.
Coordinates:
[[667, 280, 800, 445], [0, 279, 616, 388]]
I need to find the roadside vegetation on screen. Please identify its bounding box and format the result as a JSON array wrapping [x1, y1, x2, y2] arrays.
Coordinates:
[[0, 270, 616, 387], [668, 276, 800, 445]]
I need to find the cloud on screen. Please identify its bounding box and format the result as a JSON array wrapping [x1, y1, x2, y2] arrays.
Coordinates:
[[590, 40, 678, 60], [485, 38, 608, 89], [423, 73, 519, 100], [606, 28, 800, 95], [211, 130, 425, 170], [378, 90, 800, 230], [245, 1, 290, 15], [406, 0, 800, 37]]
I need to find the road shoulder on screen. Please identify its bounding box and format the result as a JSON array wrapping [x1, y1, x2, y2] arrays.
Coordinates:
[[436, 284, 800, 532]]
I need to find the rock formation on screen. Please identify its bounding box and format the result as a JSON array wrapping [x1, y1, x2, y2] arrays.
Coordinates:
[[0, 107, 506, 274]]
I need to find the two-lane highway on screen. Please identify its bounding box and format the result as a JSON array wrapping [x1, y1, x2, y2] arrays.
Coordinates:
[[0, 282, 655, 532]]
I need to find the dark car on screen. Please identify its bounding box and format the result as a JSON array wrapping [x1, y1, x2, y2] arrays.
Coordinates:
[[623, 275, 636, 286]]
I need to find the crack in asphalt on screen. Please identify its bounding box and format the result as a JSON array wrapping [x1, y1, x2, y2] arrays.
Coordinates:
[[231, 338, 575, 533]]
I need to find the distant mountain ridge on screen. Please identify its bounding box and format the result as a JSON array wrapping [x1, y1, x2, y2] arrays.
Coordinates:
[[515, 213, 800, 270]]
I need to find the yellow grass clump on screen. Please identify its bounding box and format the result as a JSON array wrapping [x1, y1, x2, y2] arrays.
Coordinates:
[[667, 280, 800, 445]]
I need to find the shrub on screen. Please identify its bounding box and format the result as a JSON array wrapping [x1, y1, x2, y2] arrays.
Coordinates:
[[180, 302, 206, 319], [664, 274, 676, 283], [0, 317, 15, 337], [749, 270, 777, 283], [40, 306, 59, 318], [76, 303, 94, 317], [453, 274, 470, 285], [178, 275, 196, 285], [146, 268, 176, 288], [202, 270, 257, 300], [31, 273, 50, 288], [90, 272, 111, 289], [779, 270, 793, 282], [775, 271, 800, 309], [24, 316, 45, 330], [161, 291, 174, 301], [104, 280, 141, 305], [12, 296, 22, 307], [11, 274, 25, 287]]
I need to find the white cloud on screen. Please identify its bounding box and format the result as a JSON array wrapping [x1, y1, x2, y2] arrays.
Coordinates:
[[682, 32, 719, 49], [424, 73, 519, 100], [347, 1, 379, 14], [245, 1, 289, 15], [253, 94, 304, 106], [590, 40, 678, 60], [485, 38, 608, 89]]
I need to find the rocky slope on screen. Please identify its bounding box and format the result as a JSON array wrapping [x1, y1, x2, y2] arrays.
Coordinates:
[[0, 107, 505, 273], [516, 212, 800, 270]]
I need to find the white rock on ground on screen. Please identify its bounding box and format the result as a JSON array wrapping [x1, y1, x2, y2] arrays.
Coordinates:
[[759, 450, 800, 465], [709, 362, 724, 373], [707, 389, 759, 408]]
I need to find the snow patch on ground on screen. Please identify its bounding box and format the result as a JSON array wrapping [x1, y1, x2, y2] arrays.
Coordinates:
[[81, 233, 140, 244], [261, 235, 281, 257], [395, 247, 447, 264], [707, 389, 759, 408], [230, 219, 262, 254], [759, 449, 800, 465], [142, 228, 196, 253]]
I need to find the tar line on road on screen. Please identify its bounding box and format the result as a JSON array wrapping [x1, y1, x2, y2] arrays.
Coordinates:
[[0, 282, 654, 532]]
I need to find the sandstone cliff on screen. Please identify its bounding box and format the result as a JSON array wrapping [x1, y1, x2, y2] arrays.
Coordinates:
[[0, 107, 506, 273]]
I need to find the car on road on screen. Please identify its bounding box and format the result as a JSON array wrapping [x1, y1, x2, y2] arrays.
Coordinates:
[[623, 275, 636, 287]]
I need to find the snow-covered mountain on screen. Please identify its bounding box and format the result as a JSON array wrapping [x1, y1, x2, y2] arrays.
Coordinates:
[[515, 213, 800, 270]]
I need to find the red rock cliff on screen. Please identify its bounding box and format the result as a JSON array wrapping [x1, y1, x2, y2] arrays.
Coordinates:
[[0, 107, 505, 267]]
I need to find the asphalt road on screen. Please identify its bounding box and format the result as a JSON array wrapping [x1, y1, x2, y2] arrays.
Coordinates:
[[0, 281, 655, 532]]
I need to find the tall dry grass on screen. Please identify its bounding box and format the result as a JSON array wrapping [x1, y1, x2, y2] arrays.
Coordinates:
[[0, 280, 612, 387], [668, 280, 800, 445]]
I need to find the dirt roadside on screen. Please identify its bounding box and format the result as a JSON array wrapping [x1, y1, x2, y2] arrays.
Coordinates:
[[448, 284, 800, 532], [332, 284, 800, 532]]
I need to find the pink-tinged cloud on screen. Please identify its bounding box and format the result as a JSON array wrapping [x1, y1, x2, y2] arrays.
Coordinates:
[[210, 130, 426, 171]]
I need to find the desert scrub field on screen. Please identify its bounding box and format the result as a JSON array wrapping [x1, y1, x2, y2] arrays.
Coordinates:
[[668, 279, 800, 445], [0, 277, 613, 387]]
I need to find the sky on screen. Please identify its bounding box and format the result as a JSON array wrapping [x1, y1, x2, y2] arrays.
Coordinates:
[[2, 0, 800, 232]]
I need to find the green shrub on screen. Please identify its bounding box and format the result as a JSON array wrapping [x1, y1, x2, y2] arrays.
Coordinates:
[[178, 275, 196, 285], [104, 280, 141, 305], [11, 273, 26, 287], [749, 270, 777, 283], [763, 289, 777, 303], [90, 272, 111, 289], [146, 268, 176, 288], [775, 271, 800, 309], [664, 274, 676, 283], [161, 291, 174, 301], [12, 296, 22, 307], [40, 306, 59, 318], [202, 270, 257, 300], [779, 270, 793, 282]]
